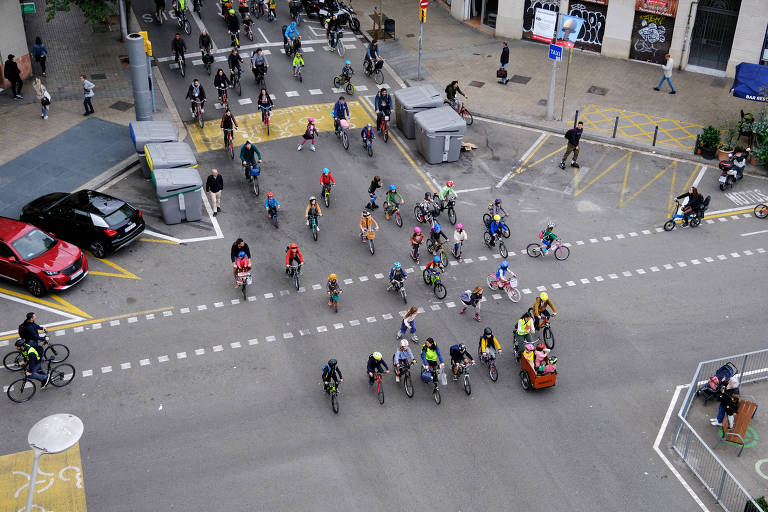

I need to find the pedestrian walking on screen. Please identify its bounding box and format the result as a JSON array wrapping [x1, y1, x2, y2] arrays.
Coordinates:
[[32, 37, 48, 76], [559, 121, 584, 169], [205, 168, 224, 216], [459, 285, 483, 321], [80, 74, 95, 115], [32, 77, 51, 119], [4, 54, 23, 99], [498, 41, 510, 85], [653, 54, 676, 94], [396, 306, 419, 340]]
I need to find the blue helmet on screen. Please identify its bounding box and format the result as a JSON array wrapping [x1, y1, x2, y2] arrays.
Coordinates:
[[322, 167, 329, 175], [433, 255, 441, 263], [500, 260, 510, 268], [345, 60, 351, 65], [433, 223, 441, 232], [389, 184, 396, 191], [393, 261, 401, 268], [238, 251, 247, 258]]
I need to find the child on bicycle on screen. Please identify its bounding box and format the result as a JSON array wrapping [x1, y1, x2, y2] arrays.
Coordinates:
[[297, 117, 318, 152], [540, 220, 557, 255], [341, 60, 354, 82], [361, 123, 375, 146], [429, 223, 448, 254], [494, 260, 512, 287], [292, 51, 304, 77], [487, 214, 504, 245], [393, 339, 417, 383], [322, 358, 343, 393], [320, 167, 335, 197], [424, 255, 442, 281], [327, 273, 342, 306], [384, 183, 403, 220], [234, 250, 251, 287]]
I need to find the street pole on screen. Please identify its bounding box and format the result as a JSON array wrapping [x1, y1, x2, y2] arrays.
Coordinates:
[[127, 33, 152, 121], [559, 48, 572, 121], [546, 56, 557, 121], [417, 17, 423, 81]]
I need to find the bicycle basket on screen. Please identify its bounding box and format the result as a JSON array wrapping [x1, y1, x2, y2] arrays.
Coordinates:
[[250, 167, 260, 176], [366, 229, 376, 240], [509, 278, 518, 288], [340, 119, 349, 130], [338, 30, 344, 39]]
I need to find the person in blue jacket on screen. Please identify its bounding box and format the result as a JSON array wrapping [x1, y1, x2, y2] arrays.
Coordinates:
[[331, 96, 350, 133], [284, 21, 300, 48], [388, 261, 407, 290], [367, 352, 390, 386]]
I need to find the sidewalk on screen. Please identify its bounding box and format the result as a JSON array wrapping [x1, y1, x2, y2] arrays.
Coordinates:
[[351, 0, 754, 158]]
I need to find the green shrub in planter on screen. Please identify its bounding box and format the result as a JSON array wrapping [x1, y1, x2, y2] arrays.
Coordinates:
[[700, 126, 720, 149], [719, 121, 739, 151], [743, 495, 767, 512]]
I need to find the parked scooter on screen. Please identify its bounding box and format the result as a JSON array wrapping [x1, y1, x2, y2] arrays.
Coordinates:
[[718, 149, 748, 191]]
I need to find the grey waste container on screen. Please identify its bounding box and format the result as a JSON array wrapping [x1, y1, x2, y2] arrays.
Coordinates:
[[393, 85, 442, 139], [144, 142, 198, 178], [414, 106, 466, 164], [152, 168, 204, 224], [130, 121, 179, 178]]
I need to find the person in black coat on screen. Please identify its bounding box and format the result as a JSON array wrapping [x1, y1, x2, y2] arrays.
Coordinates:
[[559, 121, 584, 169], [676, 186, 704, 226], [4, 54, 23, 99], [499, 42, 510, 85]]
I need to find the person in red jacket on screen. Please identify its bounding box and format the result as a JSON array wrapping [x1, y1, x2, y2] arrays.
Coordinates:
[[320, 167, 335, 198], [285, 242, 304, 273]]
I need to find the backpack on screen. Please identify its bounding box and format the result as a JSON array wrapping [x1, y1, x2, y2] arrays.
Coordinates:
[[445, 84, 451, 95], [460, 290, 471, 304], [18, 323, 25, 339]]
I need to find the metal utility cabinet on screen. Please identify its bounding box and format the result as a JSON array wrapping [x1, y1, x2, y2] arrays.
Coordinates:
[[129, 121, 179, 178], [414, 106, 466, 164], [144, 142, 198, 175], [393, 85, 443, 139], [152, 168, 203, 224]]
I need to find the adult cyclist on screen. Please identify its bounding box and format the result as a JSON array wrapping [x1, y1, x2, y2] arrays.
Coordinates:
[[240, 140, 262, 179], [421, 337, 444, 382], [374, 87, 392, 131], [532, 291, 557, 330], [365, 39, 381, 74], [171, 32, 187, 66], [199, 29, 213, 66], [332, 96, 350, 133], [185, 78, 206, 115], [226, 8, 241, 47], [18, 312, 48, 347], [230, 238, 251, 283], [14, 339, 49, 388], [220, 107, 238, 147], [284, 21, 300, 52], [228, 48, 244, 82]]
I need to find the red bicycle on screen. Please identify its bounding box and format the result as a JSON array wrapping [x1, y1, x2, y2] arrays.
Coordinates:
[[378, 112, 390, 143], [224, 128, 235, 159], [371, 369, 385, 404], [217, 87, 228, 109], [445, 99, 473, 125], [486, 272, 520, 302]]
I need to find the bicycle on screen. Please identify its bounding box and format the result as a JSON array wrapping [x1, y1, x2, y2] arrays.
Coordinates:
[[191, 99, 204, 128], [755, 204, 768, 218], [394, 360, 414, 398], [378, 112, 390, 143], [326, 379, 340, 413], [445, 99, 473, 125], [329, 289, 340, 313], [454, 361, 475, 395], [483, 230, 508, 258], [382, 200, 403, 228], [284, 36, 301, 58], [332, 74, 355, 96], [202, 48, 213, 75], [253, 65, 267, 89], [244, 163, 260, 195], [477, 345, 499, 382], [289, 0, 302, 24], [486, 272, 521, 302], [362, 56, 384, 85], [259, 104, 271, 135], [243, 19, 254, 41], [328, 29, 345, 57], [294, 63, 303, 83], [287, 262, 301, 290], [176, 8, 192, 34], [362, 135, 374, 157], [223, 128, 235, 159], [413, 205, 434, 225], [4, 340, 70, 371], [423, 366, 442, 404], [664, 198, 707, 231], [422, 268, 447, 299], [526, 238, 570, 261], [217, 86, 229, 109], [175, 51, 186, 77], [267, 204, 279, 228], [360, 227, 376, 255], [193, 0, 203, 16], [231, 69, 242, 96], [252, 0, 265, 17], [426, 239, 448, 269], [387, 279, 407, 304], [531, 310, 556, 350], [235, 269, 251, 299], [7, 356, 75, 403], [335, 118, 350, 150], [308, 214, 319, 241], [322, 183, 333, 207], [371, 369, 385, 404], [482, 213, 511, 238], [441, 197, 457, 225]]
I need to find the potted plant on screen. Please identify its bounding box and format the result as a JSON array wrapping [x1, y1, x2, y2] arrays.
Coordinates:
[[717, 122, 739, 161], [752, 143, 768, 167], [699, 126, 719, 160]]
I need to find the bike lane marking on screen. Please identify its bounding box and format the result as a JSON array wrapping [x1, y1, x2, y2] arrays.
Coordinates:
[[495, 132, 549, 188]]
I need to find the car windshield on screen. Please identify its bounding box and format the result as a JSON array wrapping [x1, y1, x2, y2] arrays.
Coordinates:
[[103, 204, 136, 227], [11, 228, 57, 260]]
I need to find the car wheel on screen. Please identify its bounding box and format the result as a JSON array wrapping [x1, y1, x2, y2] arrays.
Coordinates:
[[24, 276, 46, 297], [90, 241, 107, 259]]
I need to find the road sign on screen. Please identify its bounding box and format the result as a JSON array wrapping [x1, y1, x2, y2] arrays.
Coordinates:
[[420, 0, 429, 7], [549, 44, 562, 62], [21, 2, 35, 14]]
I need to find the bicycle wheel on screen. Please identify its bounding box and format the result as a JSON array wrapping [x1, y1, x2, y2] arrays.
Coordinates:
[[337, 41, 345, 57], [520, 371, 531, 390], [486, 274, 498, 290], [324, 190, 330, 208], [663, 219, 675, 231], [373, 69, 384, 85], [403, 373, 413, 397], [754, 204, 768, 218], [526, 243, 542, 258], [483, 231, 493, 248], [247, 29, 254, 41], [462, 109, 474, 126], [400, 286, 407, 304], [394, 211, 403, 228], [3, 351, 25, 371], [180, 58, 186, 77], [463, 374, 471, 395], [183, 19, 192, 35], [197, 108, 203, 129], [482, 213, 492, 227], [205, 61, 211, 75], [266, 118, 270, 136], [367, 142, 373, 157], [448, 207, 456, 225], [242, 281, 247, 299], [377, 379, 385, 404], [433, 387, 441, 405], [438, 249, 447, 269], [49, 363, 75, 387], [422, 269, 430, 285], [498, 241, 508, 258], [44, 344, 70, 363], [345, 82, 355, 95], [334, 299, 338, 313], [501, 225, 511, 238], [228, 140, 234, 159], [333, 76, 342, 88], [383, 127, 389, 143], [7, 378, 35, 403], [508, 287, 521, 303], [342, 131, 349, 150], [252, 176, 260, 196], [543, 326, 555, 350], [368, 238, 375, 255], [294, 271, 300, 291], [312, 223, 318, 241], [331, 391, 339, 413], [554, 245, 570, 261], [237, 79, 242, 96], [434, 283, 446, 300], [273, 213, 279, 228]]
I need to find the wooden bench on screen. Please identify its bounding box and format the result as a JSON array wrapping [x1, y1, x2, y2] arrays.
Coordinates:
[[720, 396, 758, 456]]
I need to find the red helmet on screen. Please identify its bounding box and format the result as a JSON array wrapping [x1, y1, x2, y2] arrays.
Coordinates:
[[446, 180, 454, 187], [267, 191, 274, 198], [536, 342, 546, 351], [289, 242, 298, 250]]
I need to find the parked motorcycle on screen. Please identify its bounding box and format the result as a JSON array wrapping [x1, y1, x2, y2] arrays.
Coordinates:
[[319, 0, 360, 31], [718, 149, 748, 191]]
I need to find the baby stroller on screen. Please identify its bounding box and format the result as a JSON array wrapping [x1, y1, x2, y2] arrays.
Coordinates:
[[696, 362, 737, 404]]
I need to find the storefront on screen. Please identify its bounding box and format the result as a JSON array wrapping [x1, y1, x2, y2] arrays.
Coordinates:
[[566, 0, 608, 53], [466, 0, 500, 28], [522, 0, 561, 41], [629, 0, 678, 65]]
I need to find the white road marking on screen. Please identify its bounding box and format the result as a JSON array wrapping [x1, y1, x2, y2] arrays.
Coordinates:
[[74, 326, 84, 333], [83, 370, 93, 377], [231, 341, 242, 348], [366, 317, 377, 323], [177, 352, 187, 359], [718, 217, 727, 222], [616, 234, 625, 239], [580, 278, 590, 284], [140, 359, 150, 366], [590, 238, 598, 243], [238, 98, 253, 105], [285, 91, 299, 97], [382, 313, 394, 320], [492, 294, 502, 300], [214, 302, 224, 308], [312, 284, 322, 290], [333, 323, 344, 329], [717, 255, 727, 260], [231, 299, 240, 305], [636, 268, 647, 274], [181, 307, 190, 313], [602, 236, 612, 241], [478, 256, 487, 261], [374, 273, 384, 279], [264, 293, 274, 298], [158, 355, 169, 362], [455, 186, 491, 194], [309, 89, 322, 95], [146, 313, 155, 320], [496, 132, 547, 188], [522, 288, 531, 294], [551, 283, 562, 289], [258, 27, 269, 43], [703, 257, 714, 262], [576, 240, 584, 245], [197, 305, 207, 311], [317, 326, 327, 333], [741, 229, 768, 237], [690, 260, 701, 265], [464, 258, 473, 263], [163, 310, 173, 317], [446, 302, 456, 308], [566, 281, 576, 286], [663, 264, 674, 269], [195, 349, 205, 355], [101, 366, 112, 374], [629, 232, 638, 237], [55, 330, 64, 336], [730, 252, 740, 258], [110, 320, 120, 327], [349, 320, 361, 326], [642, 229, 652, 234], [692, 165, 707, 187], [344, 278, 353, 284], [279, 290, 290, 296], [121, 362, 131, 370], [622, 270, 632, 276], [212, 345, 223, 352], [283, 332, 293, 339], [359, 276, 369, 282]]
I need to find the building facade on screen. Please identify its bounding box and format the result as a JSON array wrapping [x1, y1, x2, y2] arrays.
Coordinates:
[[0, 1, 32, 90], [446, 0, 768, 77]]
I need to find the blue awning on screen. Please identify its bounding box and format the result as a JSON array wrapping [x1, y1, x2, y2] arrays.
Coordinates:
[[731, 63, 768, 102]]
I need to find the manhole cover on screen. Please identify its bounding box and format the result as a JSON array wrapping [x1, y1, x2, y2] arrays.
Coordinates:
[[468, 81, 485, 88], [110, 100, 133, 112], [538, 99, 547, 106], [91, 73, 107, 80], [509, 75, 531, 84], [406, 33, 415, 37], [587, 85, 608, 95], [710, 77, 728, 88]]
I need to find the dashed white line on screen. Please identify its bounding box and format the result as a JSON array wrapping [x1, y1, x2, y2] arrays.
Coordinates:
[[128, 317, 138, 323], [464, 258, 473, 263], [177, 352, 187, 359], [374, 273, 384, 279], [82, 369, 93, 377], [690, 259, 701, 265], [317, 326, 328, 333], [616, 234, 625, 239], [212, 345, 223, 352], [551, 283, 562, 289], [743, 250, 754, 256], [92, 323, 101, 330], [344, 278, 353, 285], [109, 320, 119, 327], [195, 349, 205, 355], [158, 355, 170, 363], [359, 276, 369, 282], [580, 278, 590, 284], [265, 336, 276, 342], [522, 288, 532, 294], [382, 313, 394, 320], [333, 323, 344, 330], [622, 271, 632, 276], [636, 268, 647, 274], [248, 338, 258, 345], [478, 256, 488, 261], [101, 366, 112, 374], [214, 302, 224, 308], [231, 299, 240, 305], [146, 313, 156, 320], [703, 257, 714, 262], [642, 229, 652, 235], [566, 281, 576, 287], [629, 232, 638, 237], [120, 362, 131, 370], [163, 310, 173, 317], [279, 290, 290, 296], [264, 293, 274, 299], [602, 236, 612, 241], [283, 332, 294, 339], [140, 359, 150, 366], [446, 302, 456, 308], [349, 319, 361, 326], [717, 254, 727, 260], [536, 285, 547, 292], [248, 296, 257, 302], [231, 341, 242, 348], [590, 238, 598, 243], [312, 284, 322, 290], [197, 305, 207, 311], [730, 252, 740, 258], [181, 307, 190, 314]]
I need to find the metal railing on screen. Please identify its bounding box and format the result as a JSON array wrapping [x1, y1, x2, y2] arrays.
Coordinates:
[[672, 349, 768, 512]]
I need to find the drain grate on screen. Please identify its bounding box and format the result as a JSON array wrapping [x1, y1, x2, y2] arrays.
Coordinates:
[[538, 99, 548, 106], [468, 80, 485, 88], [405, 33, 415, 37], [91, 73, 107, 80], [710, 77, 728, 88], [587, 85, 608, 96], [110, 100, 133, 111], [509, 74, 531, 84]]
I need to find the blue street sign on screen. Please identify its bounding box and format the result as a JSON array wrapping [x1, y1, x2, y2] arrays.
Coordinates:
[[549, 44, 562, 62]]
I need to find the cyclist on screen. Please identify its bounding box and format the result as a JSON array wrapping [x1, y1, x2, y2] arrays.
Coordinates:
[[488, 198, 508, 218], [213, 68, 231, 103], [234, 250, 251, 287], [172, 0, 186, 18], [494, 260, 512, 287], [220, 107, 238, 147], [365, 39, 381, 74], [340, 60, 354, 82], [332, 96, 350, 133], [453, 223, 467, 260], [327, 273, 342, 306], [514, 311, 536, 357], [171, 32, 187, 66], [449, 343, 475, 378], [228, 48, 244, 82], [540, 220, 558, 255], [360, 209, 379, 238], [297, 117, 318, 152], [284, 242, 303, 273], [284, 21, 300, 51], [320, 167, 335, 198], [424, 255, 442, 285], [238, 0, 249, 16], [410, 226, 424, 263], [388, 261, 407, 291], [14, 339, 49, 388], [256, 87, 272, 123], [437, 180, 457, 211], [251, 48, 269, 81], [417, 192, 439, 221], [384, 184, 403, 220], [361, 123, 375, 148], [532, 291, 557, 330], [267, 0, 276, 19], [155, 0, 165, 22], [428, 223, 448, 255], [185, 78, 206, 115], [305, 196, 322, 231], [479, 326, 502, 361], [487, 214, 504, 244], [366, 175, 382, 210], [240, 140, 262, 178], [393, 339, 417, 383], [231, 238, 251, 283], [266, 191, 280, 222], [322, 359, 343, 393], [459, 285, 483, 321], [421, 337, 444, 381], [367, 352, 390, 386], [226, 9, 241, 47], [18, 312, 48, 347], [445, 80, 466, 110], [199, 29, 213, 66], [326, 14, 340, 48], [374, 87, 392, 131], [291, 51, 304, 78]]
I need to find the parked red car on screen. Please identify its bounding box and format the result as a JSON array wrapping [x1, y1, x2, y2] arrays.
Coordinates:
[[0, 216, 88, 297]]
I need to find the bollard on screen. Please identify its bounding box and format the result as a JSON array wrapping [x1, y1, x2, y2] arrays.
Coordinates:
[[612, 116, 619, 138], [573, 110, 579, 129], [652, 125, 659, 146]]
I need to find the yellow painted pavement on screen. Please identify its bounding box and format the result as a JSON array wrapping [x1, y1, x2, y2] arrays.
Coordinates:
[[0, 287, 91, 319], [0, 445, 87, 512], [187, 101, 370, 153]]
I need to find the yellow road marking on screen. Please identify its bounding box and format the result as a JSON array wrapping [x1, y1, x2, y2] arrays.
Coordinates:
[[0, 445, 87, 512], [574, 152, 631, 196], [667, 162, 679, 214], [667, 164, 700, 215], [187, 101, 370, 153], [87, 254, 140, 280], [0, 306, 174, 341], [0, 287, 91, 319], [621, 160, 668, 208], [357, 97, 438, 193], [524, 141, 562, 169], [138, 237, 181, 244], [503, 135, 553, 182]]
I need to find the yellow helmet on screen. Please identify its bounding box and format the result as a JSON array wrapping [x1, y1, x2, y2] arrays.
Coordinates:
[[540, 292, 548, 301], [329, 273, 337, 281], [493, 214, 501, 221], [372, 351, 382, 360]]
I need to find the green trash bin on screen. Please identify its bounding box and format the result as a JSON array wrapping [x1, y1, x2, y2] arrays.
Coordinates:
[[152, 168, 203, 224]]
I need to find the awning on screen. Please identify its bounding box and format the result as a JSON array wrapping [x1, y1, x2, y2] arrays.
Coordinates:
[[730, 63, 768, 102]]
